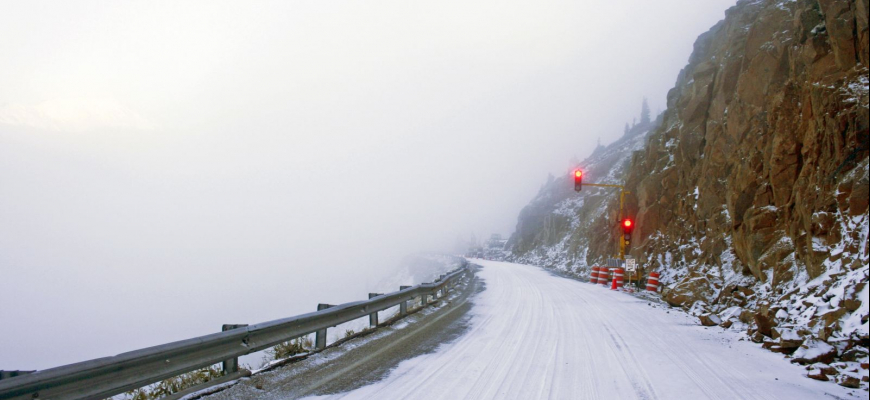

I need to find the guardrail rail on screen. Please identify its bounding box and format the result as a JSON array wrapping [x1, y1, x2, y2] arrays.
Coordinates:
[[0, 260, 471, 400]]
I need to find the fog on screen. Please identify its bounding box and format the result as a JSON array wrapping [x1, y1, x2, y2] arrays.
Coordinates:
[[0, 0, 736, 370]]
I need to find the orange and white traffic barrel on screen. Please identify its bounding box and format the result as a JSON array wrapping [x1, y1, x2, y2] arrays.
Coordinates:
[[611, 268, 624, 290], [590, 266, 599, 284], [598, 268, 611, 286], [646, 272, 660, 292]]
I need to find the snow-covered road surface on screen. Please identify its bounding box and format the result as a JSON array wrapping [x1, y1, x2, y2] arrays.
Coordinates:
[[307, 260, 858, 399]]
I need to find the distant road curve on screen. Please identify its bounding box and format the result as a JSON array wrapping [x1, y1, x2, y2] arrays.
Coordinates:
[[309, 260, 857, 400]]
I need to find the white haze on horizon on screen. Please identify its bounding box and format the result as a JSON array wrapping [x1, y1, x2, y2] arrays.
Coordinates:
[[0, 0, 736, 370]]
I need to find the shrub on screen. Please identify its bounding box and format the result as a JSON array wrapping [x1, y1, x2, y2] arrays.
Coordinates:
[[267, 336, 312, 360], [119, 365, 223, 399]]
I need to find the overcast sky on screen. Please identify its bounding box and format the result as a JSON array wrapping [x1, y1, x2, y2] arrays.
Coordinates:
[[0, 0, 736, 370]]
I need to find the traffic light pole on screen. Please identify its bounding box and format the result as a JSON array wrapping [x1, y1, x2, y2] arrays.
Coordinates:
[[580, 183, 631, 260]]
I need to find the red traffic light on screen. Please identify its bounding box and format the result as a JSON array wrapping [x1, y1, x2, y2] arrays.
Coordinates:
[[573, 169, 583, 192], [622, 218, 634, 248], [622, 218, 634, 235]]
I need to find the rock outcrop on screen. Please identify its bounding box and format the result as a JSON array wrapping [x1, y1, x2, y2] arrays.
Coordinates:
[[624, 0, 868, 293], [508, 0, 868, 389]]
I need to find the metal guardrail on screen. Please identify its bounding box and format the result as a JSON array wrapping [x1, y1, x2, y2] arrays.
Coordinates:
[[0, 261, 471, 400]]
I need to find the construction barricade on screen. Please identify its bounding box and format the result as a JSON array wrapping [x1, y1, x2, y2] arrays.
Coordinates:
[[610, 268, 624, 290], [598, 268, 611, 286], [646, 271, 660, 292]]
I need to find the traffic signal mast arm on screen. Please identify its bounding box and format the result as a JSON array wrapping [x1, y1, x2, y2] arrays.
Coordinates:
[[580, 183, 624, 189]]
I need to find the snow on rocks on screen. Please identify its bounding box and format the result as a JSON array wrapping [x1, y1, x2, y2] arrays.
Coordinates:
[[792, 338, 837, 365], [698, 312, 721, 326], [834, 371, 863, 389], [806, 362, 838, 381], [806, 368, 830, 381]]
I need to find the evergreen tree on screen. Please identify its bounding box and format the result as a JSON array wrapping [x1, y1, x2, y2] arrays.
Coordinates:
[[624, 123, 630, 135], [640, 97, 651, 125]]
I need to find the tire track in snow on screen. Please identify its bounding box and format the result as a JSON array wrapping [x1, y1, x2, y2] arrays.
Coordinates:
[[599, 324, 659, 400]]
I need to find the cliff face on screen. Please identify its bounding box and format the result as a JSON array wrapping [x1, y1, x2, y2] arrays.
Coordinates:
[[627, 0, 868, 284], [625, 0, 867, 318], [509, 0, 868, 387]]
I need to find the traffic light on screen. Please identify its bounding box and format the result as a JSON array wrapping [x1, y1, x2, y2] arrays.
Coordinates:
[[622, 218, 634, 247], [573, 169, 583, 192]]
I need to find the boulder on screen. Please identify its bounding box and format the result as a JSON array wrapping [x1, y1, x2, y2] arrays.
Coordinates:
[[843, 282, 866, 311], [731, 292, 748, 307], [750, 331, 765, 343], [739, 310, 756, 324], [663, 275, 715, 308], [806, 369, 829, 381], [769, 345, 797, 354], [761, 329, 801, 354], [808, 363, 838, 376], [699, 313, 722, 326], [819, 308, 847, 327], [814, 363, 839, 376], [835, 374, 861, 389], [755, 312, 777, 337], [771, 327, 784, 339], [840, 347, 868, 362], [792, 338, 837, 365], [777, 329, 805, 351], [817, 323, 838, 341]]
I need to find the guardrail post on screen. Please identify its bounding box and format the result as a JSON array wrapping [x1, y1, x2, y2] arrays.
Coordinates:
[[315, 304, 334, 350], [220, 324, 248, 374], [399, 286, 411, 316], [368, 293, 382, 327]]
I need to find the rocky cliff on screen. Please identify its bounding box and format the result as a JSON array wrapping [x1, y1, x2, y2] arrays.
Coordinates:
[[507, 117, 658, 269], [509, 0, 868, 388]]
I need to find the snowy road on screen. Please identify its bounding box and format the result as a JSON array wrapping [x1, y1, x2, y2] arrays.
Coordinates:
[[308, 260, 857, 400]]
